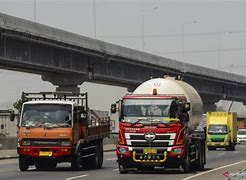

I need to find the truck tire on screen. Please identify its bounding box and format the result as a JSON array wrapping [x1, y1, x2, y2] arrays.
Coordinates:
[[226, 144, 235, 151], [71, 148, 82, 170], [88, 141, 102, 169], [194, 141, 205, 171], [97, 141, 103, 169], [19, 155, 29, 171], [182, 146, 191, 173]]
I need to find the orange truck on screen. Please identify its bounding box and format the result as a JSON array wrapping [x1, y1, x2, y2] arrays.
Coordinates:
[[17, 92, 110, 171]]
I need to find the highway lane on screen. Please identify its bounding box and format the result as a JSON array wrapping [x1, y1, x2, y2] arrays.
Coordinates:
[[0, 144, 246, 180]]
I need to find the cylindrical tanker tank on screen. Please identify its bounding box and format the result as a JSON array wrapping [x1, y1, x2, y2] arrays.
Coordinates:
[[133, 76, 203, 131]]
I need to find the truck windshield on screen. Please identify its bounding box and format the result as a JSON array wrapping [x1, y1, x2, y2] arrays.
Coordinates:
[[121, 99, 174, 124], [238, 130, 246, 135], [208, 125, 227, 134], [21, 104, 72, 128]]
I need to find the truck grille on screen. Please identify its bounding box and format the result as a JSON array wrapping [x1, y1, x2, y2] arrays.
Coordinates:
[[22, 139, 69, 146], [211, 139, 224, 142], [125, 133, 176, 149]]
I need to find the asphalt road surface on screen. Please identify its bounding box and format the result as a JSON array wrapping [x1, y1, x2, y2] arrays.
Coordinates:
[[1, 144, 246, 180]]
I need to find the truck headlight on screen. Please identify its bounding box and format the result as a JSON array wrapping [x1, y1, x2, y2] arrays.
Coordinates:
[[61, 141, 71, 146], [172, 147, 183, 154], [118, 147, 128, 153], [22, 140, 31, 146], [206, 137, 211, 142]]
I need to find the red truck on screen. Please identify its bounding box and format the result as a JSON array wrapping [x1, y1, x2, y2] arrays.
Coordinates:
[[17, 92, 110, 171], [111, 76, 206, 173]]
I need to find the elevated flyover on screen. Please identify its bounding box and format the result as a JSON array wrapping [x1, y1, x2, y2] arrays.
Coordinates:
[[0, 13, 246, 111]]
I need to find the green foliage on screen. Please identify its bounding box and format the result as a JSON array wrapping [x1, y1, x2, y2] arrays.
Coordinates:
[[13, 99, 24, 113]]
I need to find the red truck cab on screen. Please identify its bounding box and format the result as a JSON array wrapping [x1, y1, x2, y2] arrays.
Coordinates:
[[112, 93, 205, 173]]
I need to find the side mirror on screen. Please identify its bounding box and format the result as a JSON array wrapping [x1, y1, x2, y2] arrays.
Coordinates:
[[183, 102, 191, 112], [111, 104, 117, 114]]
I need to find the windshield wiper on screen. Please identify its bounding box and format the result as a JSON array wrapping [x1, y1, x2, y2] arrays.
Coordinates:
[[131, 117, 149, 126], [57, 123, 71, 127]]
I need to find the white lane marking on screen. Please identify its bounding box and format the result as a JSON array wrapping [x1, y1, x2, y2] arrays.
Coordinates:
[[182, 160, 246, 180], [113, 168, 119, 171], [65, 174, 88, 180], [0, 159, 17, 165], [218, 152, 225, 155], [106, 158, 117, 161]]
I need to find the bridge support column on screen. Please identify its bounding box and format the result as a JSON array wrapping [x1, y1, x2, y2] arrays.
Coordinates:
[[203, 103, 217, 113], [201, 95, 220, 113], [41, 74, 86, 95]]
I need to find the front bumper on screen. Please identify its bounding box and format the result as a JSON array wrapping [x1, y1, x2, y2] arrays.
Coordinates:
[[18, 146, 73, 158], [207, 142, 229, 147], [116, 145, 185, 168]]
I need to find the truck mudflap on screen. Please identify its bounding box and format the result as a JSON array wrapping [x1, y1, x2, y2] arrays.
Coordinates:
[[132, 151, 167, 163]]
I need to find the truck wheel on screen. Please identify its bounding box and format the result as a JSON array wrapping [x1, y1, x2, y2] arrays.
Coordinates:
[[97, 141, 103, 169], [182, 147, 190, 173], [89, 141, 102, 169], [118, 163, 128, 174], [195, 142, 205, 171], [19, 155, 29, 171], [227, 144, 235, 151], [71, 150, 82, 170]]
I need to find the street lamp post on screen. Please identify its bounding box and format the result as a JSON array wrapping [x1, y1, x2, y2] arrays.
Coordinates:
[[93, 0, 97, 39], [218, 33, 221, 68], [182, 21, 197, 62], [217, 31, 232, 69], [34, 0, 37, 22], [141, 6, 158, 51]]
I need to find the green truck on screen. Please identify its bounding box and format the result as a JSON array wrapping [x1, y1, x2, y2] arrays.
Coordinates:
[[206, 112, 237, 151]]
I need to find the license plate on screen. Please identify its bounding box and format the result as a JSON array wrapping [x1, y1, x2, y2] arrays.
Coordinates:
[[39, 151, 52, 156], [144, 149, 157, 154]]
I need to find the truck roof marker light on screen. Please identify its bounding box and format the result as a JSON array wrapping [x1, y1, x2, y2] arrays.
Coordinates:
[[153, 88, 158, 95]]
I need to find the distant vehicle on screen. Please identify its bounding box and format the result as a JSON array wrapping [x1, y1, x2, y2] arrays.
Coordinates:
[[237, 129, 246, 144], [206, 112, 237, 151], [0, 110, 15, 121], [17, 92, 110, 171]]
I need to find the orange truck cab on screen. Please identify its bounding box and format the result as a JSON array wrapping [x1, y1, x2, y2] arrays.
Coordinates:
[[17, 92, 110, 171]]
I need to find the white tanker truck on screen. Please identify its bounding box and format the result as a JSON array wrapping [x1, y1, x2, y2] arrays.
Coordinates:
[[111, 76, 206, 173]]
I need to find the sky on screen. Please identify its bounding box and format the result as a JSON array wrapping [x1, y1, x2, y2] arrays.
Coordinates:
[[0, 0, 246, 112]]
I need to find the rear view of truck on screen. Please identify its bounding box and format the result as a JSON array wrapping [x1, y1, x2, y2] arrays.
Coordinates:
[[206, 112, 237, 151], [17, 92, 110, 171]]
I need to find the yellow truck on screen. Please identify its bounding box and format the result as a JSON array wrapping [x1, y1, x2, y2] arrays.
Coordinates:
[[206, 112, 237, 151]]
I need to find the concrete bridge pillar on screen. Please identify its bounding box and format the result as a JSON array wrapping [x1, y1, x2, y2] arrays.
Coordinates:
[[201, 95, 220, 113], [41, 73, 86, 95], [203, 103, 217, 113]]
